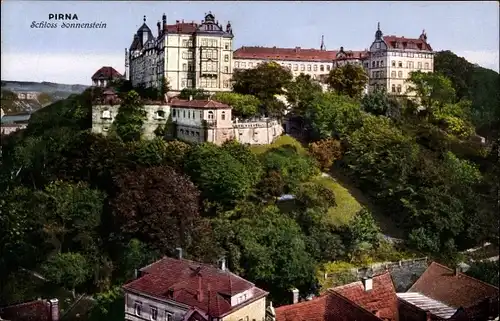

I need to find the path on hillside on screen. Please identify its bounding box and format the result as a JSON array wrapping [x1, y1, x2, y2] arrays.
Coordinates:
[[322, 171, 405, 240]]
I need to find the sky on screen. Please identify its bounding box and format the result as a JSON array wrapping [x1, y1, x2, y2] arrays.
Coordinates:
[[1, 1, 499, 85]]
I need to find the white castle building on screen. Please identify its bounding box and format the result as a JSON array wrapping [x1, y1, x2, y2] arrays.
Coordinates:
[[127, 12, 234, 94]]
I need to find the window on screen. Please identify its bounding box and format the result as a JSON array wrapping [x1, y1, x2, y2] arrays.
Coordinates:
[[376, 61, 379, 67], [241, 62, 246, 68], [223, 80, 229, 88], [372, 61, 376, 68], [172, 109, 176, 117], [235, 61, 239, 68], [196, 132, 200, 137], [249, 62, 253, 67], [156, 110, 165, 119], [397, 84, 402, 93], [187, 79, 193, 88], [391, 71, 396, 78], [183, 110, 186, 118], [211, 79, 217, 88], [200, 111, 203, 118], [398, 61, 403, 67], [182, 63, 187, 71], [134, 302, 142, 316], [182, 40, 188, 47], [300, 64, 305, 71], [181, 79, 186, 88], [221, 111, 226, 120], [202, 51, 207, 59], [307, 64, 311, 71], [398, 71, 403, 78], [207, 50, 212, 59], [313, 65, 318, 71], [245, 317, 249, 321], [391, 84, 396, 93], [101, 110, 111, 119], [376, 42, 380, 49], [208, 111, 214, 119], [224, 66, 229, 73], [320, 65, 324, 71], [380, 60, 384, 67], [202, 39, 207, 46], [417, 62, 422, 69], [188, 111, 191, 119], [288, 64, 292, 70], [151, 306, 158, 320], [391, 60, 396, 67], [224, 54, 229, 62], [326, 65, 331, 71], [191, 131, 195, 136], [180, 129, 184, 135], [165, 310, 173, 321], [188, 63, 194, 72], [372, 71, 376, 78], [293, 64, 298, 71], [424, 62, 429, 69], [408, 61, 414, 68], [225, 42, 229, 50]]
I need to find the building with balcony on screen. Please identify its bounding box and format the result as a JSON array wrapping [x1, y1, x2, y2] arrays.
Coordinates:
[[91, 66, 124, 88], [127, 12, 234, 93]]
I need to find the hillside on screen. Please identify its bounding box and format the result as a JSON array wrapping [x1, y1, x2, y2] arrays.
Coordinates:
[[1, 80, 88, 95], [434, 50, 500, 138]]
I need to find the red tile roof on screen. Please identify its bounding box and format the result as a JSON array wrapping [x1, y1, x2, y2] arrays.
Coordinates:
[[123, 257, 268, 318], [166, 22, 198, 34], [0, 300, 52, 321], [91, 66, 123, 80], [275, 291, 383, 321], [408, 262, 499, 309], [234, 46, 339, 62], [170, 99, 230, 109], [382, 36, 433, 51], [332, 272, 399, 321]]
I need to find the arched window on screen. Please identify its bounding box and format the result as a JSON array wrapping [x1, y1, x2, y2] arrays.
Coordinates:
[[221, 111, 226, 120], [424, 62, 429, 69], [180, 129, 185, 134], [208, 111, 214, 119], [391, 84, 396, 93], [391, 71, 396, 78], [398, 71, 403, 78], [320, 65, 324, 72], [396, 85, 402, 93]]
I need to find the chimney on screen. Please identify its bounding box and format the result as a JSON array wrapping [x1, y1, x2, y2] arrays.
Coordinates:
[[49, 299, 59, 321], [157, 21, 161, 36], [189, 95, 193, 101], [134, 269, 138, 279], [219, 257, 226, 271], [197, 275, 204, 302], [291, 288, 299, 304], [176, 247, 183, 259], [362, 276, 373, 291]]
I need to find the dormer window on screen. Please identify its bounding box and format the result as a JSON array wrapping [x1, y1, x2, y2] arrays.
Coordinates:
[[101, 110, 111, 119]]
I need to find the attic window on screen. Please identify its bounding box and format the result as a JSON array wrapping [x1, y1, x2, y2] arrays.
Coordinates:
[[101, 110, 111, 119]]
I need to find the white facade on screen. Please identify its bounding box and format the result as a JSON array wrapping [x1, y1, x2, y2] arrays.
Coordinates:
[[129, 12, 234, 93], [367, 23, 434, 95]]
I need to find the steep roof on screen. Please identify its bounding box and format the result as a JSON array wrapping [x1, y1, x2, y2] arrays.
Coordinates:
[[170, 99, 230, 109], [382, 35, 433, 51], [408, 262, 499, 309], [332, 272, 399, 321], [123, 257, 268, 318], [0, 300, 52, 321], [233, 46, 339, 62], [275, 291, 383, 321], [166, 22, 199, 34], [91, 67, 123, 80]]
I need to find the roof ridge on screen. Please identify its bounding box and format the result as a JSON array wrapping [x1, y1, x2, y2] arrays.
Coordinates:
[[430, 261, 500, 290], [329, 291, 385, 320]]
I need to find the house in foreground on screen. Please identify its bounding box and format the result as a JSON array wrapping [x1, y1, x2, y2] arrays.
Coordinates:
[[91, 91, 283, 145], [0, 298, 59, 321], [122, 252, 269, 321], [275, 262, 499, 321]]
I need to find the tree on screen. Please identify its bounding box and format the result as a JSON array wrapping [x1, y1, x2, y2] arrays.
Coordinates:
[[88, 286, 124, 321], [325, 64, 369, 99], [113, 91, 146, 142], [179, 88, 210, 100], [232, 62, 293, 101], [159, 76, 170, 100], [110, 165, 201, 254], [212, 92, 260, 118], [308, 138, 343, 171], [256, 170, 286, 200], [361, 88, 393, 116], [295, 182, 336, 211], [41, 252, 90, 297], [164, 140, 192, 169], [466, 261, 499, 287], [221, 139, 263, 186], [184, 143, 258, 208], [305, 92, 362, 139], [406, 71, 456, 114], [285, 74, 323, 116]]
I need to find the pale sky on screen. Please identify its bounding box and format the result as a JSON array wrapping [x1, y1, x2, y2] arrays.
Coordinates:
[[1, 1, 499, 85]]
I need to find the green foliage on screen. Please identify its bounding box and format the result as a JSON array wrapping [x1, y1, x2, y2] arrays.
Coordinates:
[[305, 92, 362, 139], [343, 208, 381, 258], [41, 252, 90, 291], [212, 92, 261, 118], [113, 91, 146, 142], [259, 145, 319, 193], [89, 287, 124, 321], [361, 88, 397, 116], [295, 181, 336, 211], [308, 138, 343, 171], [466, 261, 500, 287], [406, 71, 456, 113], [285, 73, 323, 116], [325, 64, 369, 99], [179, 88, 210, 100]]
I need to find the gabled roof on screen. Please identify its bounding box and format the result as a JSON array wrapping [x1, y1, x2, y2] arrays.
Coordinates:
[[382, 35, 433, 51], [275, 291, 383, 321], [91, 67, 123, 80], [234, 46, 338, 62], [0, 300, 51, 321], [408, 262, 499, 309], [123, 257, 268, 318], [166, 22, 198, 34], [170, 99, 230, 109], [332, 271, 399, 321]]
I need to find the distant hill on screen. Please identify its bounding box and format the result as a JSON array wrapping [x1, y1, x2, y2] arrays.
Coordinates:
[[1, 80, 89, 114], [1, 80, 88, 95], [434, 51, 499, 138]]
